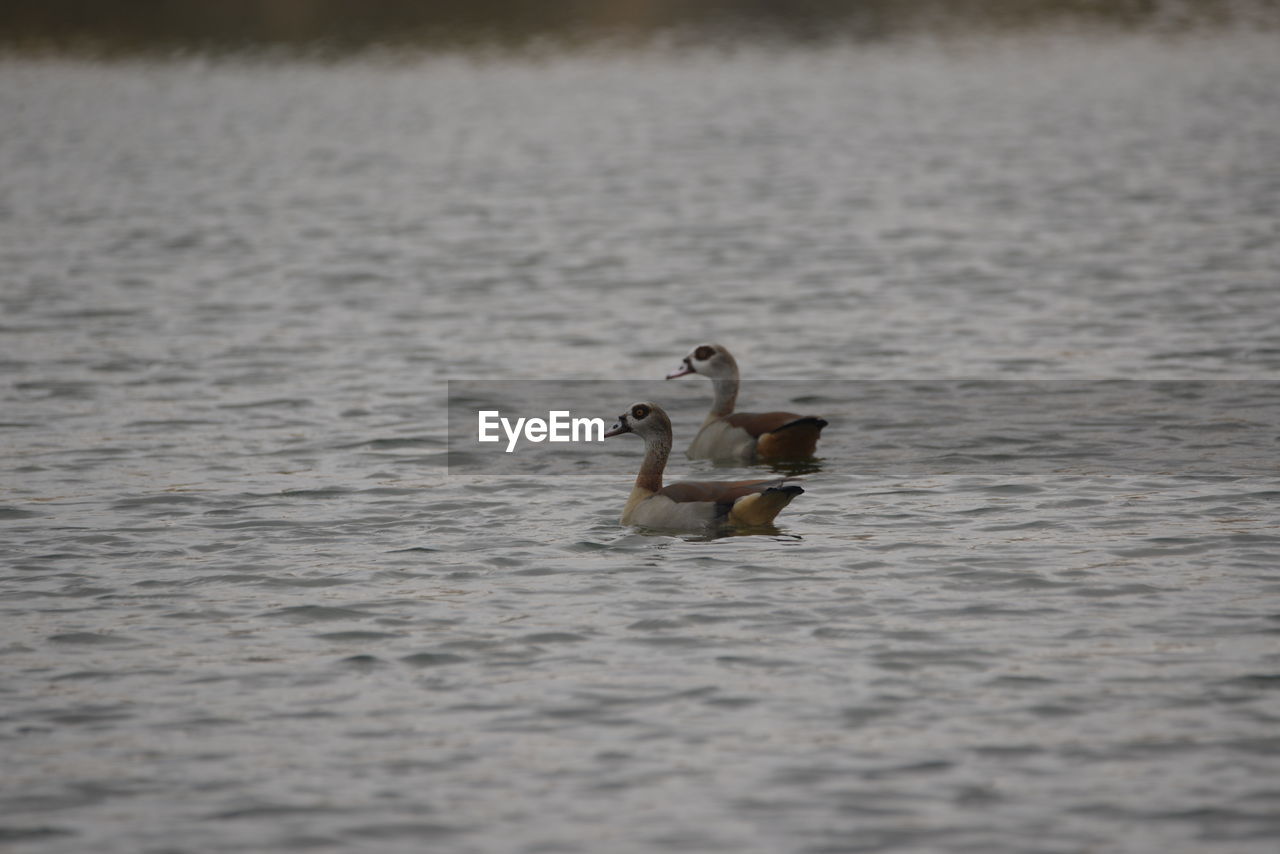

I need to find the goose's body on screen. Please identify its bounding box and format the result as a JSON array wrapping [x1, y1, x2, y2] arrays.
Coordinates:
[[668, 344, 827, 461], [605, 402, 803, 530], [686, 412, 828, 461]]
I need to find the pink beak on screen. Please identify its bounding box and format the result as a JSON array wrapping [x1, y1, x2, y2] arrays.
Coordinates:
[[665, 362, 694, 380]]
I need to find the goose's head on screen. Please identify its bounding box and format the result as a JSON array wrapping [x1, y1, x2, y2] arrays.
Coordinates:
[[666, 343, 738, 381], [604, 402, 671, 441]]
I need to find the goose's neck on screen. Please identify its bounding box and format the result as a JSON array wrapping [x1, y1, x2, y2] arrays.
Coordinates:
[[707, 376, 739, 421], [635, 431, 670, 493]]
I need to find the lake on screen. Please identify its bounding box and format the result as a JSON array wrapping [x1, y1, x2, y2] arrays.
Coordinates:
[[2, 29, 1279, 854]]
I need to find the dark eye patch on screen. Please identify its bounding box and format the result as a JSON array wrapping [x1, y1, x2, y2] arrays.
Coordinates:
[[694, 345, 714, 361], [631, 404, 650, 419]]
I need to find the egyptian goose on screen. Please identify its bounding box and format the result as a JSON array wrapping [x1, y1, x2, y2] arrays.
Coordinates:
[[604, 401, 804, 530], [666, 343, 827, 461]]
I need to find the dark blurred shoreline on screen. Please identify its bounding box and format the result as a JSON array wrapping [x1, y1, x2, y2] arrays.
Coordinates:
[[2, 0, 1278, 55]]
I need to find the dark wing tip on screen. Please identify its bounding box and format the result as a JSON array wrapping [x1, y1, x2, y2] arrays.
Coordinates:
[[775, 416, 827, 432]]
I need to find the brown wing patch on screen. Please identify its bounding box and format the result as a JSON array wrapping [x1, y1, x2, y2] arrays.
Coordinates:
[[722, 412, 827, 457], [657, 478, 784, 504], [756, 417, 827, 458], [722, 411, 803, 437], [727, 485, 804, 526]]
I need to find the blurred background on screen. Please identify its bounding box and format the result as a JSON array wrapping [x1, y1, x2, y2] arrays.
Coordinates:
[[2, 0, 1278, 52]]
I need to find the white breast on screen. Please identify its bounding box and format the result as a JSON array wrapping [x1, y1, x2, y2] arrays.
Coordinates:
[[685, 419, 756, 461], [623, 494, 717, 530]]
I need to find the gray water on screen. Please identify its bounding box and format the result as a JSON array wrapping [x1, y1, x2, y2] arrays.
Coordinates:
[[3, 32, 1280, 854]]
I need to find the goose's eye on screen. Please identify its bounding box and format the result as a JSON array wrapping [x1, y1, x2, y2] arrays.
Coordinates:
[[631, 404, 649, 419], [694, 345, 714, 361]]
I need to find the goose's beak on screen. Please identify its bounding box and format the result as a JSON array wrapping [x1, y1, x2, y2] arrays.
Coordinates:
[[665, 360, 694, 380], [603, 416, 630, 438]]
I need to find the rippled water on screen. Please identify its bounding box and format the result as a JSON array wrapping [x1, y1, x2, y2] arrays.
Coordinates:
[[3, 32, 1280, 853]]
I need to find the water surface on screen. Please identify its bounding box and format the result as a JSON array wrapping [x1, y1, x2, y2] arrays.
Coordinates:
[[2, 32, 1279, 853]]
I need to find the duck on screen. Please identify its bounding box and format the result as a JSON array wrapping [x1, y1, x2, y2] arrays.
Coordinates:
[[666, 343, 827, 461], [604, 401, 804, 530]]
